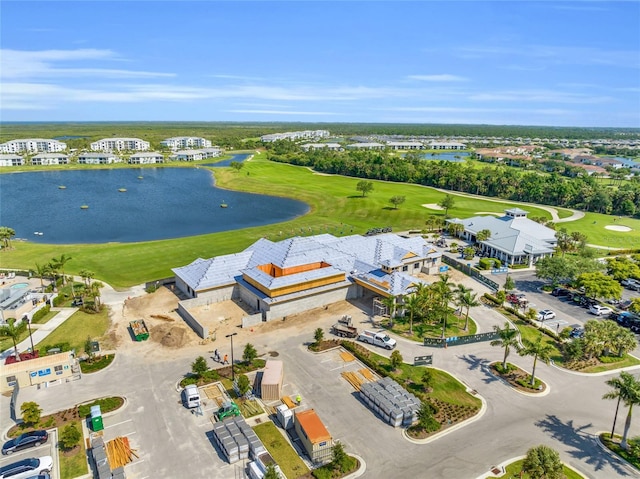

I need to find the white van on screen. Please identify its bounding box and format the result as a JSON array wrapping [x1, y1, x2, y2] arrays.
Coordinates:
[[183, 384, 201, 409]]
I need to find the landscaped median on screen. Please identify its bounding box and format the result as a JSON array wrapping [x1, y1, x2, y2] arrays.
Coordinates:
[[339, 340, 482, 440]]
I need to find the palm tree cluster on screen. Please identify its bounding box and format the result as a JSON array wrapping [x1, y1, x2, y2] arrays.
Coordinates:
[[604, 372, 640, 450], [31, 256, 103, 312], [389, 276, 479, 337], [566, 320, 637, 362], [0, 226, 16, 249]]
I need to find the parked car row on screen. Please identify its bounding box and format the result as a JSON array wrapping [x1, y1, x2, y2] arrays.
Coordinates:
[[610, 312, 640, 333], [621, 278, 640, 291]]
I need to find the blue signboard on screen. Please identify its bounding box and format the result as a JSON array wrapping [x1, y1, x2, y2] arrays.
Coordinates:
[[439, 265, 449, 273], [37, 368, 51, 377]]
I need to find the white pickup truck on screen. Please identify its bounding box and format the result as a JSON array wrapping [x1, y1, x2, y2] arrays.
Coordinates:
[[357, 330, 396, 350]]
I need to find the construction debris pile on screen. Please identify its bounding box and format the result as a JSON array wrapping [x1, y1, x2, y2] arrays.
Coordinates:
[[106, 436, 138, 469], [359, 377, 420, 427]]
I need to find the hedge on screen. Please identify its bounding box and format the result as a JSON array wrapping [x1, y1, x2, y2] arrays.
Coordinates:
[[31, 305, 51, 322]]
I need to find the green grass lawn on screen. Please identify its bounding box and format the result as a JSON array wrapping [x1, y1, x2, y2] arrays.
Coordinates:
[[489, 458, 584, 479], [253, 422, 309, 479], [31, 309, 59, 325], [387, 314, 477, 341], [0, 152, 632, 287], [557, 211, 640, 248], [35, 307, 111, 353], [0, 328, 31, 353], [58, 421, 89, 479]]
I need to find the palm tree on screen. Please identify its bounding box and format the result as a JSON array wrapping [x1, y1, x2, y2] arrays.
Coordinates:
[[0, 319, 26, 359], [0, 226, 16, 249], [519, 336, 554, 387], [490, 322, 520, 369], [434, 275, 454, 338], [455, 284, 471, 316], [379, 295, 396, 320], [459, 291, 480, 331], [90, 281, 104, 311], [32, 262, 50, 291], [54, 254, 73, 286], [404, 294, 422, 336], [603, 372, 640, 449], [79, 269, 95, 288]]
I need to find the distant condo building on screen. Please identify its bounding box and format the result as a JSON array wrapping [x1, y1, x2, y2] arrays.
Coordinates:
[[31, 153, 70, 166], [261, 130, 330, 143], [90, 138, 149, 152], [0, 154, 25, 167], [170, 147, 222, 162], [78, 152, 122, 165], [160, 137, 212, 150], [128, 152, 165, 164], [0, 138, 67, 154]]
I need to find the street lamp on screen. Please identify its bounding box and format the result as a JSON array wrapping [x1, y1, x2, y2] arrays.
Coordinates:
[[225, 332, 238, 382]]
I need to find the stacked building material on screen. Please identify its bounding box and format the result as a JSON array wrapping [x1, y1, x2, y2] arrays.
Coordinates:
[[212, 416, 266, 464], [359, 377, 420, 427]]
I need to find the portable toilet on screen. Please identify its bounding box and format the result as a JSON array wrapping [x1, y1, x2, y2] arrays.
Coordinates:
[[276, 404, 293, 430], [90, 405, 104, 431]]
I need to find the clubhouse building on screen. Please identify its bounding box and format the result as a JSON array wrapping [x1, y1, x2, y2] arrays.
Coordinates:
[[172, 233, 442, 322], [447, 208, 557, 266]]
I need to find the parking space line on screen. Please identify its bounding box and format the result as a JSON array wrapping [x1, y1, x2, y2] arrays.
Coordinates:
[[105, 419, 133, 429]]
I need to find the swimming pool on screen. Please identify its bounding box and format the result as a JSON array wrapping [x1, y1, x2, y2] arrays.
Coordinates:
[[10, 282, 29, 289]]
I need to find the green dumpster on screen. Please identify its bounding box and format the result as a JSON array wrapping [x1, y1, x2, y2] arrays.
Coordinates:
[[90, 405, 104, 432]]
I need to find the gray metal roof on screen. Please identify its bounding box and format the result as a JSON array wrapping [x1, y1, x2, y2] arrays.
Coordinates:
[[173, 233, 439, 295]]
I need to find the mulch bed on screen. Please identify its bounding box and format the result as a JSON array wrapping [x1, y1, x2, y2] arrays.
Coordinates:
[[490, 363, 545, 393], [308, 339, 341, 352]]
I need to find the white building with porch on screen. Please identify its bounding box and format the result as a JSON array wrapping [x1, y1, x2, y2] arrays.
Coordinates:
[[447, 208, 556, 267]]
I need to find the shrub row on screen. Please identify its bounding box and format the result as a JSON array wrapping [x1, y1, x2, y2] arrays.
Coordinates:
[[478, 258, 502, 270], [483, 293, 502, 305], [31, 305, 50, 322], [503, 306, 562, 342]]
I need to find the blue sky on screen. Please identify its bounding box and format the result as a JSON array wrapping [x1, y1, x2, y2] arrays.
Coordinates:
[[1, 1, 639, 127]]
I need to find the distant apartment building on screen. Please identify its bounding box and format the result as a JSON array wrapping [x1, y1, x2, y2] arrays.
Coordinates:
[[171, 148, 222, 162], [90, 138, 149, 152], [429, 141, 466, 150], [0, 138, 67, 154], [31, 153, 69, 166], [128, 152, 165, 164], [345, 142, 385, 150], [160, 136, 212, 150], [386, 141, 424, 150], [0, 154, 25, 167], [78, 152, 121, 164], [300, 143, 342, 151], [261, 130, 330, 143]]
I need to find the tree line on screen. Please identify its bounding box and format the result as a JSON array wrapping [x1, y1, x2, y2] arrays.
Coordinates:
[[267, 147, 640, 216]]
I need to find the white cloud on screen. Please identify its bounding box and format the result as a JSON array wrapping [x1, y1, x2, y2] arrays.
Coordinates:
[[1, 48, 175, 79], [469, 89, 613, 104], [408, 74, 468, 82]]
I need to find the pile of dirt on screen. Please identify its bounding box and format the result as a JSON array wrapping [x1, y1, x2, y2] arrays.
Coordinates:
[[150, 324, 189, 348]]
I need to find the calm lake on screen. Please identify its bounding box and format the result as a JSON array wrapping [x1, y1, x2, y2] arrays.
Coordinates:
[[1, 158, 309, 244]]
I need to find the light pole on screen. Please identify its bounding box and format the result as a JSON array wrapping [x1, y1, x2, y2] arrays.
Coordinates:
[[225, 332, 238, 382]]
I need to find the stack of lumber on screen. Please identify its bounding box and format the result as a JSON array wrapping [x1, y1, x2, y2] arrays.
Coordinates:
[[281, 396, 297, 409], [341, 371, 366, 391], [340, 351, 356, 362], [106, 436, 138, 468]]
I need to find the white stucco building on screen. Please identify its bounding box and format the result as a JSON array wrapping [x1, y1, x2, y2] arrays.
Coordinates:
[[170, 148, 222, 161], [31, 153, 70, 166], [78, 152, 121, 164], [447, 209, 557, 266], [160, 137, 212, 150], [0, 154, 25, 166], [261, 130, 330, 143], [128, 152, 165, 164], [90, 138, 150, 152], [0, 139, 67, 154]]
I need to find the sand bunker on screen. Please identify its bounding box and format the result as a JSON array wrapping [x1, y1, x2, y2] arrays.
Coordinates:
[[605, 225, 632, 232], [422, 204, 444, 210]]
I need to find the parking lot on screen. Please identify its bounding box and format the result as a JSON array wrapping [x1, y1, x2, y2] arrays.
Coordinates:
[[0, 429, 57, 479], [510, 271, 640, 332]]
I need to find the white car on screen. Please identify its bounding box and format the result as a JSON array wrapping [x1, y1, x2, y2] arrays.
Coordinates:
[[537, 310, 556, 321], [589, 304, 613, 316], [0, 456, 52, 479]]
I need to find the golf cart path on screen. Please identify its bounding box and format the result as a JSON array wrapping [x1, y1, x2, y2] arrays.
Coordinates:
[[431, 187, 585, 223]]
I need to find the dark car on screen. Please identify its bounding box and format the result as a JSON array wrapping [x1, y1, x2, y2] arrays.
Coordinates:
[[552, 288, 571, 297], [569, 327, 584, 339], [2, 431, 48, 455]]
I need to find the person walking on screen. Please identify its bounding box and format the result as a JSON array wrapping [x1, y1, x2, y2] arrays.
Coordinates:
[[214, 349, 220, 362], [223, 354, 229, 365]]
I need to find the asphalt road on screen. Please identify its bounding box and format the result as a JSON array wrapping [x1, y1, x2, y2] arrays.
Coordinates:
[[2, 282, 640, 479]]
